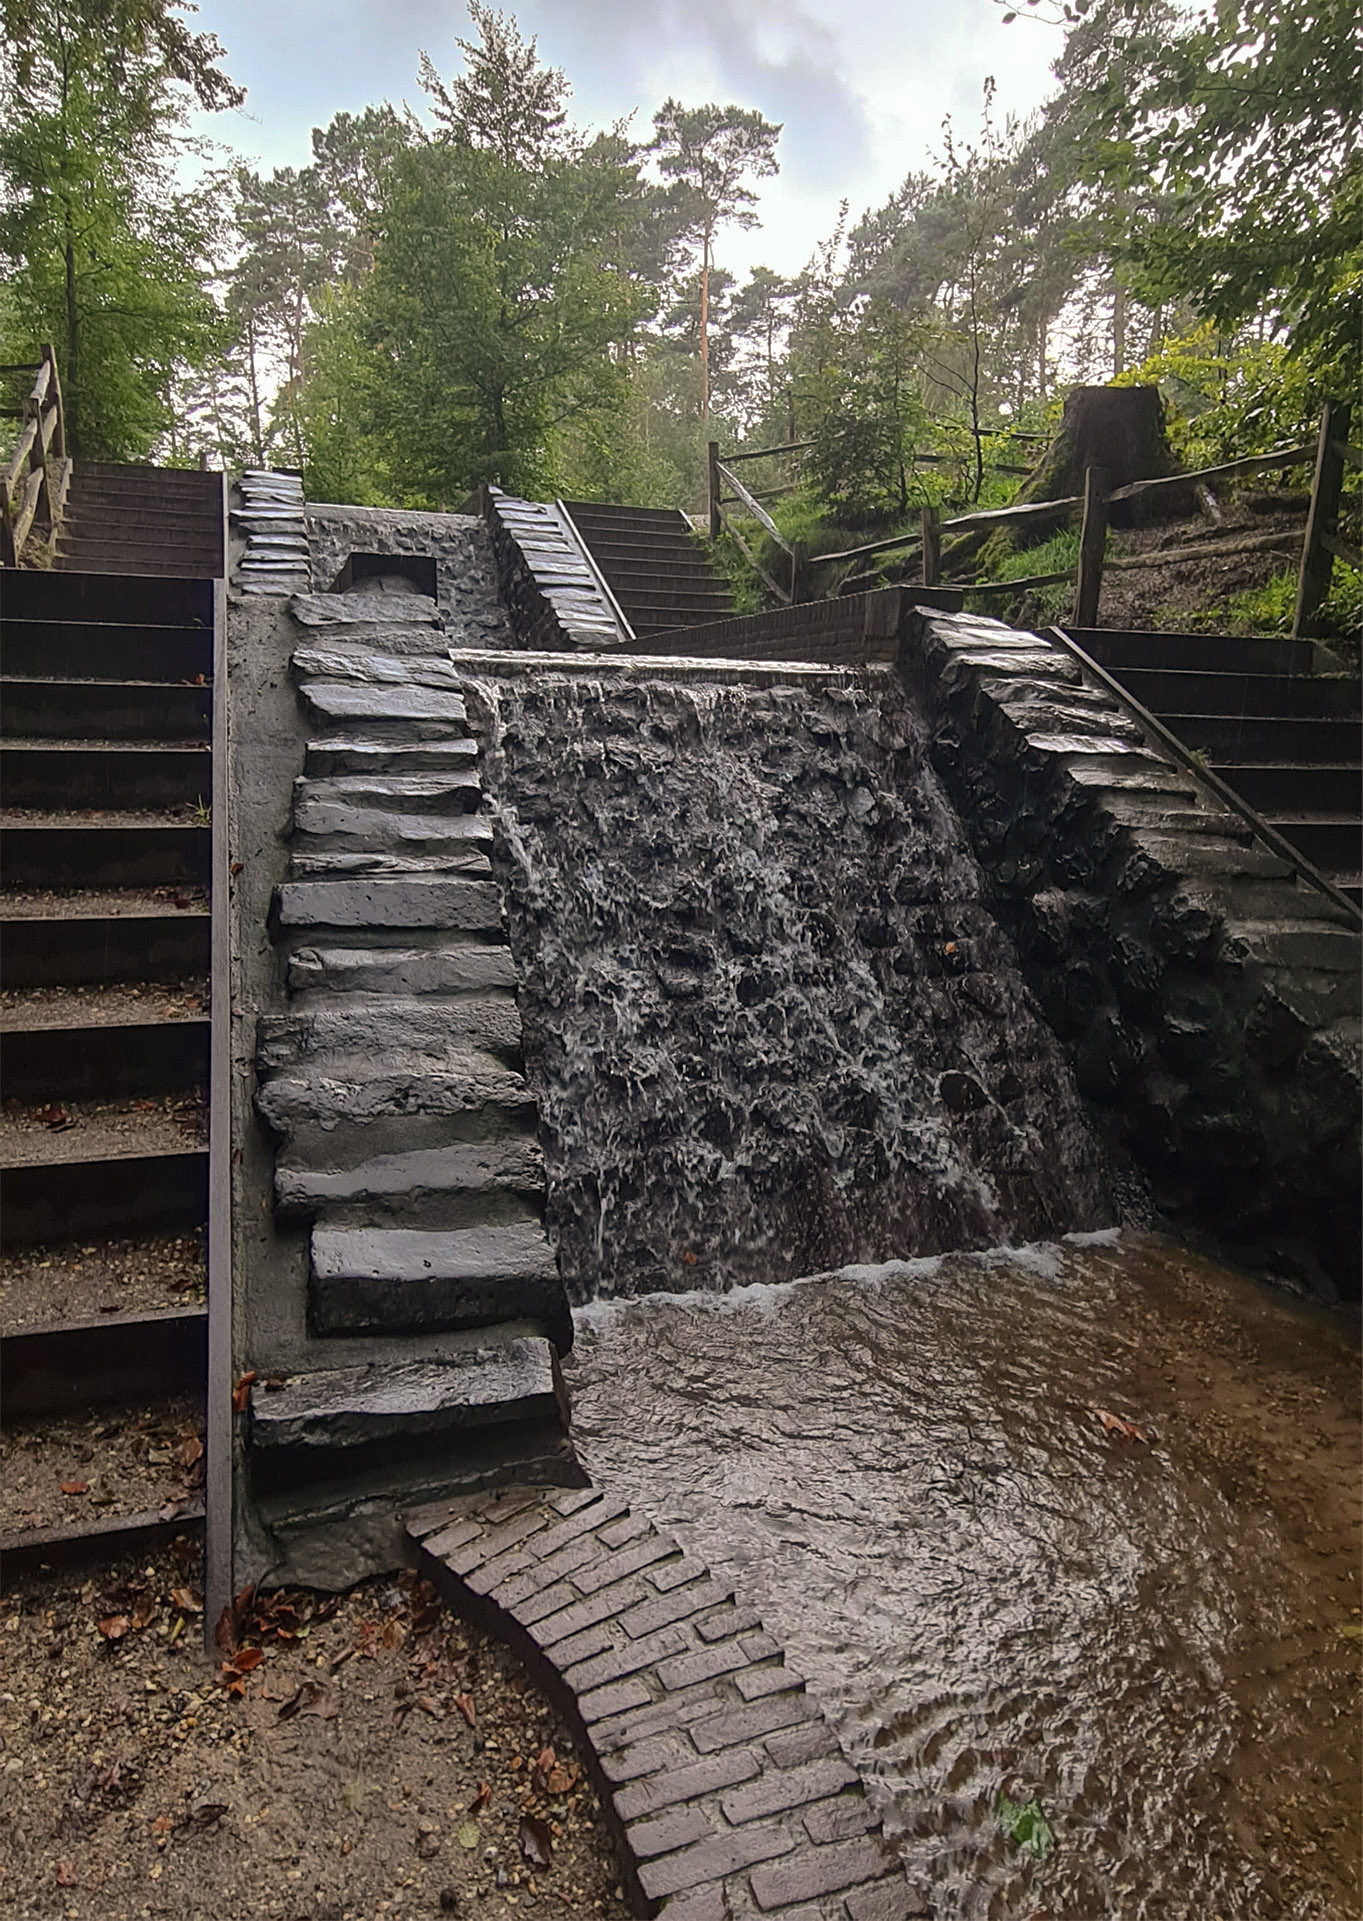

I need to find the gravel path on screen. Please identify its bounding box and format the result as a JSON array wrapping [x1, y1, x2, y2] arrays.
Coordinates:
[[0, 1546, 632, 1921]]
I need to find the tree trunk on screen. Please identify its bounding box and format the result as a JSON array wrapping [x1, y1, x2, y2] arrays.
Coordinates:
[[1009, 384, 1187, 529], [943, 383, 1189, 575], [699, 234, 711, 422]]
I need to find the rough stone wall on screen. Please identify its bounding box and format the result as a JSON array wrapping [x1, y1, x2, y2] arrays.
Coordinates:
[[901, 609, 1361, 1295], [305, 505, 515, 649], [484, 494, 631, 651], [470, 660, 1112, 1303]]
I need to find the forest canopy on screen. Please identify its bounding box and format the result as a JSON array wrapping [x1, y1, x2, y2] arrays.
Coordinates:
[[0, 0, 1357, 518]]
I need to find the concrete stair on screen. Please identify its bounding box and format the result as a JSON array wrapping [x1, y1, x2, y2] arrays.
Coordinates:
[[54, 462, 224, 578], [1067, 626, 1363, 909], [0, 566, 215, 1564], [560, 501, 736, 638]]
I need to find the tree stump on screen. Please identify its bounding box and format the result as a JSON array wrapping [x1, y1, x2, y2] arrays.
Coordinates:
[[1024, 385, 1186, 527]]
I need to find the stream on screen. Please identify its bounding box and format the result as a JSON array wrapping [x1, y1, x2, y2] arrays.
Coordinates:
[[567, 1232, 1361, 1919]]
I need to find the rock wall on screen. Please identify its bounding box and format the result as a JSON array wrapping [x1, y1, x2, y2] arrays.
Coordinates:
[[901, 609, 1361, 1295], [305, 505, 515, 650], [469, 659, 1112, 1302]]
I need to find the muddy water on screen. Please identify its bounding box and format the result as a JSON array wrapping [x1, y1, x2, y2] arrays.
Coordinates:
[[567, 1233, 1361, 1919]]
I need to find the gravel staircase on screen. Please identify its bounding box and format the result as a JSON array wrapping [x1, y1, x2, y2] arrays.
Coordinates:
[[0, 566, 216, 1577], [245, 591, 574, 1545], [1066, 626, 1363, 909], [54, 461, 223, 579], [560, 501, 735, 642]]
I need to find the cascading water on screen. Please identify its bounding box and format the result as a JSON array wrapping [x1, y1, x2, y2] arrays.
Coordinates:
[[470, 666, 1111, 1301], [464, 660, 1358, 1916]]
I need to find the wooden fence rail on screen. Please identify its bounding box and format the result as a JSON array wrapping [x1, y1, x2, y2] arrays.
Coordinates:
[[1, 345, 69, 568], [711, 405, 1353, 634]]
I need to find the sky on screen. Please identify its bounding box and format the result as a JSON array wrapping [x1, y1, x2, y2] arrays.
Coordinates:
[[191, 0, 1064, 278]]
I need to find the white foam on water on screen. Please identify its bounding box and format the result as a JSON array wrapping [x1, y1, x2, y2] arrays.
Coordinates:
[[571, 1232, 1121, 1335]]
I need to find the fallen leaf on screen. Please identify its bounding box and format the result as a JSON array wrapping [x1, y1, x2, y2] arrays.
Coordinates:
[[469, 1781, 492, 1813], [546, 1764, 576, 1796], [277, 1680, 321, 1722], [150, 1815, 174, 1841], [169, 1587, 202, 1615], [59, 1480, 88, 1496], [229, 860, 244, 876], [416, 1694, 445, 1720], [132, 1594, 157, 1630], [380, 1617, 406, 1651], [519, 1814, 553, 1869], [453, 1691, 476, 1728], [457, 1822, 480, 1851], [54, 1861, 76, 1887], [233, 1646, 265, 1672], [34, 1103, 68, 1126], [158, 1498, 188, 1524], [1094, 1408, 1150, 1443], [680, 1250, 697, 1266], [172, 1435, 204, 1469], [231, 1372, 257, 1414], [99, 1615, 131, 1641]]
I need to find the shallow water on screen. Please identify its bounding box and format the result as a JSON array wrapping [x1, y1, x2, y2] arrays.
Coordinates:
[[567, 1232, 1361, 1919]]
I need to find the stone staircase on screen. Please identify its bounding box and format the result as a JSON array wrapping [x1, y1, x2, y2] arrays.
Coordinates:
[[1065, 626, 1362, 909], [244, 586, 575, 1563], [55, 461, 223, 578], [560, 501, 735, 642]]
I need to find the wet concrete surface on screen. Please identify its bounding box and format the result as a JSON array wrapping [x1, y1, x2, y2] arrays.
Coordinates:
[[567, 1232, 1361, 1918]]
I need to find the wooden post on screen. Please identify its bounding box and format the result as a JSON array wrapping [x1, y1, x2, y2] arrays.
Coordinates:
[[707, 439, 721, 541], [790, 541, 811, 604], [921, 505, 940, 587], [1074, 464, 1110, 628], [1293, 400, 1350, 639]]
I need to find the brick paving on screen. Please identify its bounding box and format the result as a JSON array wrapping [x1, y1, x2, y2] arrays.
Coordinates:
[[408, 1484, 928, 1919]]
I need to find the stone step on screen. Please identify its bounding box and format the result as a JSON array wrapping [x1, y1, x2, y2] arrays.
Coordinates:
[[0, 743, 211, 810], [299, 680, 471, 734], [309, 1221, 568, 1347], [273, 1137, 544, 1219], [273, 877, 504, 934], [245, 1337, 570, 1497], [291, 646, 462, 689], [292, 796, 493, 851], [257, 996, 522, 1071], [304, 736, 479, 777], [289, 591, 442, 632], [286, 942, 518, 998], [1165, 713, 1361, 762], [0, 571, 214, 627], [256, 1048, 532, 1133], [289, 846, 492, 879], [296, 769, 483, 812]]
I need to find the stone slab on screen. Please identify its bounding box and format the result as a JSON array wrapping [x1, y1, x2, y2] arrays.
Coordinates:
[[274, 878, 503, 931]]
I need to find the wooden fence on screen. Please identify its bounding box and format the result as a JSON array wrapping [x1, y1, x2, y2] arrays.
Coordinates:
[[0, 346, 70, 568], [709, 404, 1358, 639]]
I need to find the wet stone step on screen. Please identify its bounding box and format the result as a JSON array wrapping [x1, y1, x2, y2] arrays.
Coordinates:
[[291, 647, 463, 688], [273, 1137, 544, 1217], [289, 847, 492, 879], [286, 941, 518, 998], [299, 681, 470, 731], [294, 769, 482, 812], [304, 736, 479, 777], [0, 898, 210, 989], [274, 877, 504, 933], [309, 1221, 566, 1344], [292, 797, 492, 852], [256, 1050, 532, 1131], [256, 996, 523, 1069], [246, 1340, 568, 1497]]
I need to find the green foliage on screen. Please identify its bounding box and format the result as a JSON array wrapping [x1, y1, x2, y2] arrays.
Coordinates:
[[996, 1795, 1057, 1862], [792, 296, 932, 523], [1112, 324, 1324, 467], [0, 0, 238, 458]]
